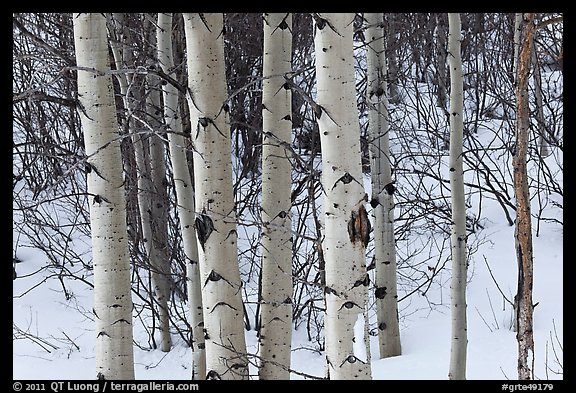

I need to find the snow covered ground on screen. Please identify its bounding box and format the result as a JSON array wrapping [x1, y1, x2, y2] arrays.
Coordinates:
[[13, 182, 563, 380]]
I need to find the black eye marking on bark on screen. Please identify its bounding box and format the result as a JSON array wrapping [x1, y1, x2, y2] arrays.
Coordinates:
[[347, 205, 371, 248], [313, 14, 327, 30], [274, 210, 288, 220], [332, 172, 363, 190], [378, 322, 387, 330], [96, 372, 106, 380], [230, 362, 248, 372], [384, 182, 396, 195], [312, 13, 339, 34], [313, 102, 323, 119], [92, 194, 110, 205], [224, 229, 237, 242], [97, 331, 110, 338], [282, 297, 292, 304], [339, 355, 367, 367], [370, 197, 380, 208], [339, 301, 361, 311], [207, 270, 223, 282], [111, 318, 131, 325], [278, 19, 289, 31], [324, 286, 339, 296], [352, 274, 370, 288], [203, 269, 236, 289], [198, 117, 209, 128], [203, 328, 209, 340], [209, 301, 237, 313], [196, 116, 226, 139], [375, 286, 387, 299], [206, 370, 222, 380], [195, 213, 214, 251]]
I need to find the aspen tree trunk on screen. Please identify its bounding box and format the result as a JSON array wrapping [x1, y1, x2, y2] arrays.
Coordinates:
[[132, 86, 170, 352], [108, 13, 172, 352], [259, 12, 293, 380], [435, 13, 448, 113], [145, 16, 173, 316], [384, 14, 401, 105], [314, 13, 372, 380], [365, 12, 401, 360], [447, 12, 468, 381], [73, 12, 135, 380], [514, 12, 536, 381], [145, 66, 172, 353], [513, 13, 523, 80], [157, 13, 206, 379], [511, 13, 523, 333], [183, 13, 248, 380], [531, 42, 550, 157]]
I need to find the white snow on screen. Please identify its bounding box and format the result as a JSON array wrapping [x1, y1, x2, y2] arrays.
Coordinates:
[[13, 186, 563, 380], [353, 312, 367, 363]]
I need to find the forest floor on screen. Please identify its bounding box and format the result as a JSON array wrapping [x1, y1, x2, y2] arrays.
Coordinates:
[[13, 173, 563, 380]]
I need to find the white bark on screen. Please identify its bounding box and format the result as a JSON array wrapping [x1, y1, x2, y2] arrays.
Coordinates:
[[365, 12, 401, 360], [73, 12, 135, 380], [447, 12, 468, 381], [157, 12, 205, 379], [108, 13, 172, 353], [183, 13, 248, 380], [259, 13, 293, 380], [314, 13, 372, 380]]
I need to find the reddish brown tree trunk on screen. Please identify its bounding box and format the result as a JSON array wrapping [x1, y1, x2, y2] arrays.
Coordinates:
[[513, 12, 536, 381]]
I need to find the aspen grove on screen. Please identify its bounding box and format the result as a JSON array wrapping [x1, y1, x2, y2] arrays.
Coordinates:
[[13, 13, 563, 381]]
